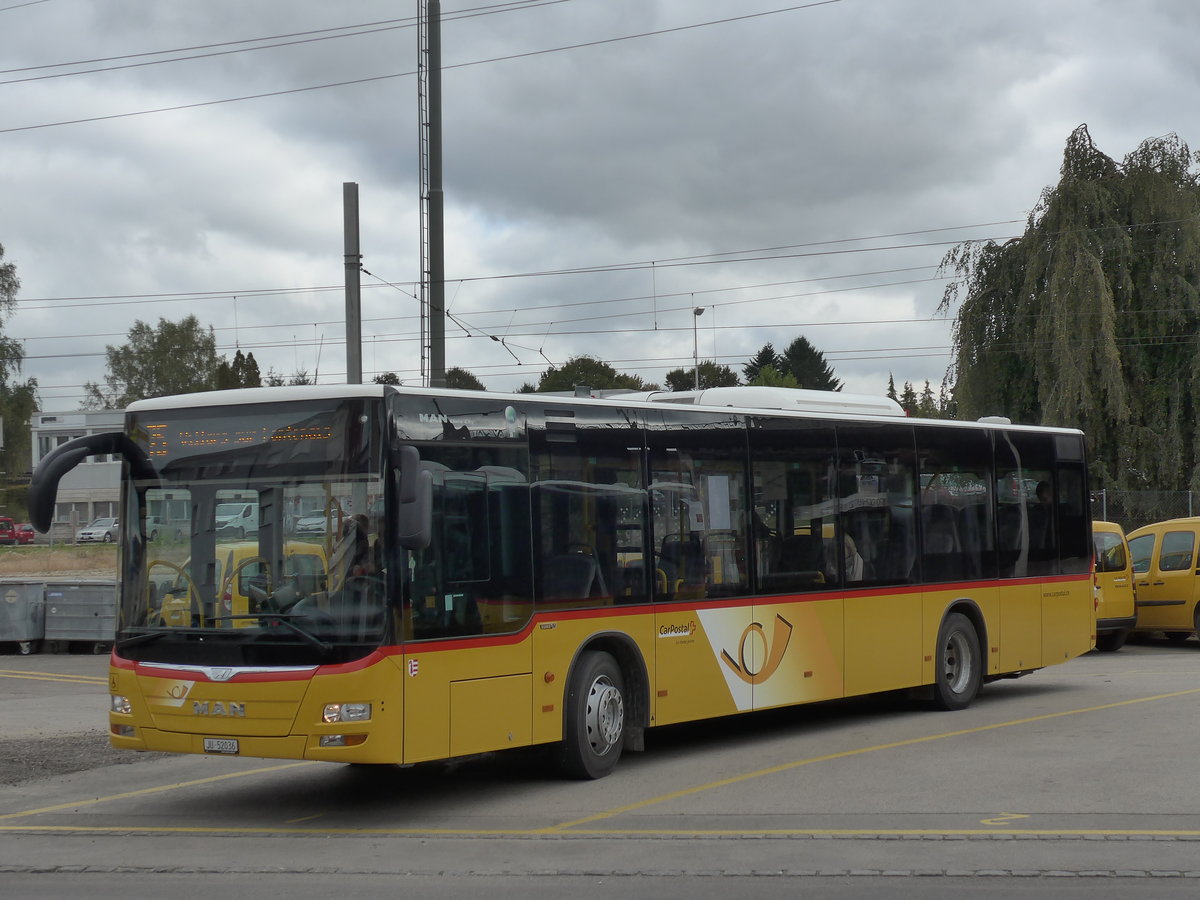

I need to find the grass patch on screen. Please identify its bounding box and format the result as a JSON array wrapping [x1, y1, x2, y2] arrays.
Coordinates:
[[0, 544, 117, 577]]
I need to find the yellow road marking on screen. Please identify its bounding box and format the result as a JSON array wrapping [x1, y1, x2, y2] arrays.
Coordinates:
[[0, 761, 313, 822], [2, 686, 1199, 837], [0, 669, 106, 685], [980, 812, 1030, 825], [548, 686, 1200, 831], [4, 825, 1200, 838]]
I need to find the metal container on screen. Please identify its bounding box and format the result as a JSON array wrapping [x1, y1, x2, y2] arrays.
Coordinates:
[[0, 580, 46, 654], [43, 580, 116, 643]]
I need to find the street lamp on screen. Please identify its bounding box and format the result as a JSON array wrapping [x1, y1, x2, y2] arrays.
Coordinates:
[[692, 307, 705, 390]]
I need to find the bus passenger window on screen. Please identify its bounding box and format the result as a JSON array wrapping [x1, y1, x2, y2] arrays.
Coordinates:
[[748, 418, 837, 595], [836, 424, 917, 587], [917, 426, 995, 583], [531, 405, 646, 609]]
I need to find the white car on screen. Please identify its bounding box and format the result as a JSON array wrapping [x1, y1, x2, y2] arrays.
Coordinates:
[[77, 517, 119, 543], [294, 514, 327, 536]]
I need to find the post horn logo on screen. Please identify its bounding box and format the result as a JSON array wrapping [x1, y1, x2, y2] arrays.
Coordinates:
[[720, 614, 794, 685]]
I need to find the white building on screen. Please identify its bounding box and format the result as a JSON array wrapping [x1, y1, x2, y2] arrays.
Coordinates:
[[29, 409, 122, 540]]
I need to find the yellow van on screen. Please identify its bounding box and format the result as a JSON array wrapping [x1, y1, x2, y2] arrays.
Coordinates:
[[156, 540, 327, 628], [1126, 517, 1200, 642], [1091, 521, 1137, 651]]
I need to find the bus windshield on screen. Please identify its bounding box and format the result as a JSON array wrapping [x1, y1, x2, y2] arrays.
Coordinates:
[[118, 395, 387, 667]]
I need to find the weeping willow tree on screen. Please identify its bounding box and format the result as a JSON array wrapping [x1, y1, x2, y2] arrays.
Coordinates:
[[939, 125, 1200, 490]]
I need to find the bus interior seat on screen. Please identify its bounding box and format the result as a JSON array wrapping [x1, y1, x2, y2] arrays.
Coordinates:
[[659, 535, 705, 584], [922, 503, 963, 581], [542, 552, 607, 602]]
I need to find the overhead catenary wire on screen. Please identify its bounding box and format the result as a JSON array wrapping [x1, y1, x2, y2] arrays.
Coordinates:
[[0, 1, 842, 134], [0, 1, 572, 84]]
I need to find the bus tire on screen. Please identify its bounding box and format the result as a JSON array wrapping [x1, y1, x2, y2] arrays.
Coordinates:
[[559, 650, 625, 780], [931, 612, 981, 711]]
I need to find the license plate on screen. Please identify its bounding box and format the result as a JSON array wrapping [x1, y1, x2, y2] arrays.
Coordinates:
[[203, 738, 239, 755]]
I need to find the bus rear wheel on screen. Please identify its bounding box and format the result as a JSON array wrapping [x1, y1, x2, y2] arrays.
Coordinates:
[[932, 612, 981, 711], [559, 650, 625, 780]]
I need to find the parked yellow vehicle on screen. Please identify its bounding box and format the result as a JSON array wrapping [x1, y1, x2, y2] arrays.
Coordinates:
[[155, 541, 328, 628], [1091, 521, 1137, 651], [1126, 517, 1200, 642]]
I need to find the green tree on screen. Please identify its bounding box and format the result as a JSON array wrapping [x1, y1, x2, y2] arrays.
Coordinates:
[[213, 349, 262, 390], [886, 373, 899, 403], [915, 380, 939, 418], [445, 367, 485, 390], [664, 360, 740, 391], [83, 315, 222, 408], [899, 381, 919, 415], [940, 125, 1200, 489], [781, 336, 842, 391], [534, 355, 653, 392], [743, 343, 780, 383], [749, 365, 800, 388], [373, 372, 401, 385], [0, 244, 37, 501]]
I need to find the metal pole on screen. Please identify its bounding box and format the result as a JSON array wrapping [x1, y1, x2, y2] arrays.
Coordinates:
[[692, 307, 704, 390], [427, 0, 446, 387], [343, 182, 362, 384]]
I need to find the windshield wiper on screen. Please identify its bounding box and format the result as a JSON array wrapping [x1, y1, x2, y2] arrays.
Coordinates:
[[254, 613, 333, 654], [116, 628, 206, 649]]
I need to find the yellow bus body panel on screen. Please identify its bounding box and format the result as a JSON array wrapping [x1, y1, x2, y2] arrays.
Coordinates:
[[110, 575, 1093, 766], [844, 590, 921, 696], [997, 580, 1044, 671]]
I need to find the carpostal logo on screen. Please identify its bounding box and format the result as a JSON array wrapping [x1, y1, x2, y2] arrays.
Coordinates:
[[720, 614, 794, 685], [658, 620, 697, 638]]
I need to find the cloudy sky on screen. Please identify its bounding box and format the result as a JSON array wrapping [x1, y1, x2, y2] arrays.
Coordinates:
[[2, 0, 1197, 410]]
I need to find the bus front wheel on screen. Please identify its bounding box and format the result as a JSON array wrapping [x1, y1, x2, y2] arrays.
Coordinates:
[[559, 651, 625, 780], [932, 612, 981, 711]]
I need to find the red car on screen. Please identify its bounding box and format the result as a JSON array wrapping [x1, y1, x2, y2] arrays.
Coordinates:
[[15, 523, 36, 545]]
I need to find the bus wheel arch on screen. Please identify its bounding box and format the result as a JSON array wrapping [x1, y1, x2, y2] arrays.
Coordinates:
[[930, 603, 985, 711], [557, 634, 648, 779]]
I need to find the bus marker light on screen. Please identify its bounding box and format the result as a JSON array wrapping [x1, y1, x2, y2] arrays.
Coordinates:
[[111, 724, 136, 738], [542, 704, 555, 713], [544, 672, 555, 683], [320, 734, 367, 748]]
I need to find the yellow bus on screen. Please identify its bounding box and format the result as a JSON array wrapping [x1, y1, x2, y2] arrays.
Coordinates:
[[28, 384, 1095, 779]]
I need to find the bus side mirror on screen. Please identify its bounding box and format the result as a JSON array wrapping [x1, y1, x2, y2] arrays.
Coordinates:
[[28, 432, 157, 534], [396, 445, 432, 551]]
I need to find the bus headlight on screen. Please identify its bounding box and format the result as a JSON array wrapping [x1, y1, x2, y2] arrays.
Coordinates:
[[323, 702, 371, 723], [111, 694, 132, 715]]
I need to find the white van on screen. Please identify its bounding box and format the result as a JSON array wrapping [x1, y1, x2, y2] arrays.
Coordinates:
[[215, 501, 258, 539]]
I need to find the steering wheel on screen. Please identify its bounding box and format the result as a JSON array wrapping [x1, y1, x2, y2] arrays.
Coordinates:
[[149, 559, 202, 627], [223, 555, 281, 614]]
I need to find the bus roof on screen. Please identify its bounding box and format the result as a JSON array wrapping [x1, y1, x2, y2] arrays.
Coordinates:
[[124, 383, 1081, 436], [126, 383, 387, 411]]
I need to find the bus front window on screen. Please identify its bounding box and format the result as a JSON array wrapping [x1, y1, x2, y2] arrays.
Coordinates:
[[119, 397, 387, 667]]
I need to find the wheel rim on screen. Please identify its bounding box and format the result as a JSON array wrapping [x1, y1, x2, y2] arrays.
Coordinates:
[[585, 674, 624, 756], [942, 630, 973, 695]]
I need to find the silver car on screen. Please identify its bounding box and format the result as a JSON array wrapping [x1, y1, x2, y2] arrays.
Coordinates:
[[76, 517, 119, 543]]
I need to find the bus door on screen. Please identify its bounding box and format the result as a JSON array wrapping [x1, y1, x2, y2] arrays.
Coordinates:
[[388, 396, 535, 765], [400, 467, 535, 764], [836, 424, 923, 697], [747, 417, 844, 712], [648, 409, 754, 724]]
